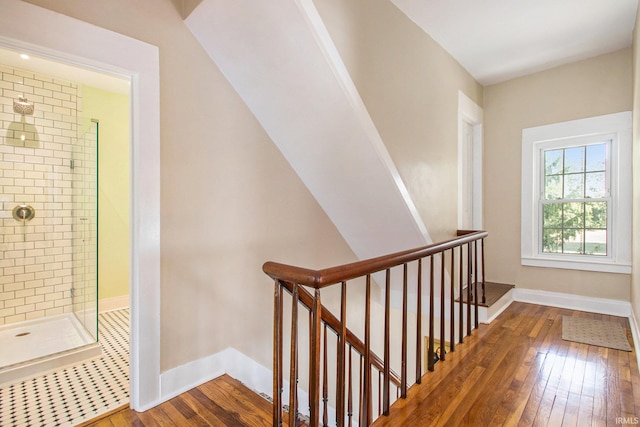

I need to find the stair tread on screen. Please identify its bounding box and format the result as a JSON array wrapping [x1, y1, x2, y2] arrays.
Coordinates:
[[456, 282, 514, 307]]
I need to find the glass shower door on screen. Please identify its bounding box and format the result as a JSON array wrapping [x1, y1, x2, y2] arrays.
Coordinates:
[[72, 119, 99, 341]]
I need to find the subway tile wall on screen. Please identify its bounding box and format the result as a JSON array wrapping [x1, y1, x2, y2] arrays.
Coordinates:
[[0, 62, 97, 327]]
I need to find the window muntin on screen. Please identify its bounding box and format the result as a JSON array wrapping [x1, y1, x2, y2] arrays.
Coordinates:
[[540, 142, 609, 256]]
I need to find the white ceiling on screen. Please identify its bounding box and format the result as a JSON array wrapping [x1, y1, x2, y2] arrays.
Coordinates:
[[2, 2, 636, 91], [0, 46, 130, 94], [391, 0, 639, 85]]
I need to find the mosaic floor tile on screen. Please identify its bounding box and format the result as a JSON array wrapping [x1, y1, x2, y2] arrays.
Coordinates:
[[0, 309, 130, 427]]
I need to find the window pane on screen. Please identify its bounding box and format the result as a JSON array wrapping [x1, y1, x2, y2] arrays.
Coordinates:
[[536, 140, 612, 260], [585, 229, 607, 255], [563, 229, 584, 254], [544, 175, 562, 199], [542, 228, 562, 253], [543, 203, 563, 228], [585, 202, 607, 228], [564, 146, 584, 173], [586, 143, 606, 172], [545, 149, 563, 175], [563, 174, 584, 199], [585, 172, 606, 198], [563, 202, 584, 228]]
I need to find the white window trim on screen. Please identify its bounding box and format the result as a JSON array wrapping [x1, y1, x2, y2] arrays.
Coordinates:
[[521, 112, 632, 274]]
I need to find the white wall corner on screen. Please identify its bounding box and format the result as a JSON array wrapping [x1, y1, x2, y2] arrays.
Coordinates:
[[160, 348, 246, 402], [512, 288, 632, 317]]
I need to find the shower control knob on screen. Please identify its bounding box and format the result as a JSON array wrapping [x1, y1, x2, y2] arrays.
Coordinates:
[[12, 204, 35, 222]]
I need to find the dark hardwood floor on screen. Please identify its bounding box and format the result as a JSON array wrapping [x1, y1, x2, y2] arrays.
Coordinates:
[[81, 302, 639, 426]]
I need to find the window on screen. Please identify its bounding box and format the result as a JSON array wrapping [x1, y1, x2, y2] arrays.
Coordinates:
[[541, 142, 608, 256], [521, 112, 631, 274]]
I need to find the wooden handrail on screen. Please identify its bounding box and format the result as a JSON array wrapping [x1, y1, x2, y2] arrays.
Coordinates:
[[267, 230, 487, 427], [263, 231, 487, 288]]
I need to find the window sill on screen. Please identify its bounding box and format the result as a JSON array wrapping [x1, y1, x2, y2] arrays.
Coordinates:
[[521, 256, 631, 274]]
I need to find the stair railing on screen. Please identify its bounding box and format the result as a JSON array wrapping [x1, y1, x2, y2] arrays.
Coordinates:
[[263, 230, 487, 427]]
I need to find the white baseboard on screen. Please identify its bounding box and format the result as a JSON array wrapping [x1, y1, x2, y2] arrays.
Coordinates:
[[512, 288, 631, 317], [629, 309, 640, 372], [99, 295, 130, 313], [159, 347, 318, 420], [159, 348, 266, 403]]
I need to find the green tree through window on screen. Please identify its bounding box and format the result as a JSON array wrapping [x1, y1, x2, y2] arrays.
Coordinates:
[[541, 143, 608, 255]]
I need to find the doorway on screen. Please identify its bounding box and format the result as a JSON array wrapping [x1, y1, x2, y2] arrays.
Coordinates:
[[0, 42, 130, 389], [0, 0, 161, 410], [458, 91, 483, 231]]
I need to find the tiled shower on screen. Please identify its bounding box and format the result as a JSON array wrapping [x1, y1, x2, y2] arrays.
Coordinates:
[[0, 60, 99, 381]]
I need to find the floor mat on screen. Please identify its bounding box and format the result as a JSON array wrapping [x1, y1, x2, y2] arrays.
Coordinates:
[[562, 316, 632, 351]]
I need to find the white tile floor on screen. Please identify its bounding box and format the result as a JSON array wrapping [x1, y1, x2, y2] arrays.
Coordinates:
[[0, 309, 130, 427]]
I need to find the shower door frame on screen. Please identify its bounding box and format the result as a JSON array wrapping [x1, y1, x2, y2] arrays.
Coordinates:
[[0, 0, 161, 411], [72, 120, 100, 342]]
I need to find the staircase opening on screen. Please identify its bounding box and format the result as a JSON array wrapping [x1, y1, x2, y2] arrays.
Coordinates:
[[263, 230, 499, 426]]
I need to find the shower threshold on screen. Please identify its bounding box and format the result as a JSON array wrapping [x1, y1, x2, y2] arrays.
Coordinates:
[[0, 314, 102, 387]]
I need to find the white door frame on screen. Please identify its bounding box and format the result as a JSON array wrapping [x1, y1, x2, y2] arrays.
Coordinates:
[[457, 91, 483, 230], [0, 0, 161, 411]]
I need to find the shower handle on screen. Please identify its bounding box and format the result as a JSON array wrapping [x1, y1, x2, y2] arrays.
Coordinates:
[[12, 204, 35, 223]]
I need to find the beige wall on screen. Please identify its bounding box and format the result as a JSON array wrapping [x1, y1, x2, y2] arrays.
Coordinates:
[[314, 0, 483, 243], [633, 9, 640, 322], [81, 85, 130, 301], [23, 0, 357, 372], [484, 49, 633, 300]]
